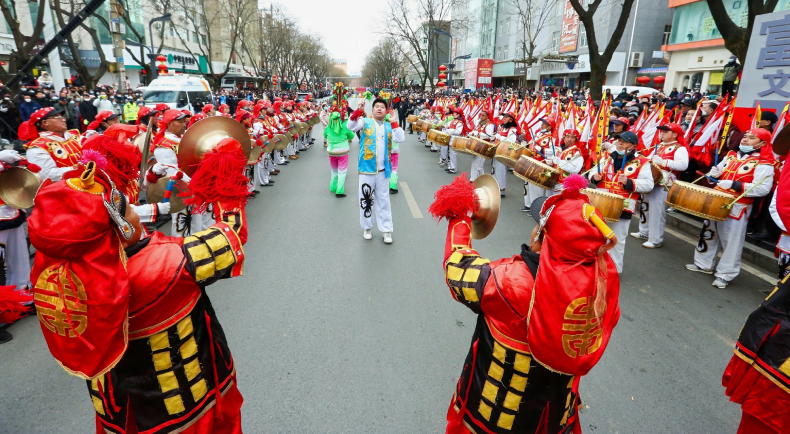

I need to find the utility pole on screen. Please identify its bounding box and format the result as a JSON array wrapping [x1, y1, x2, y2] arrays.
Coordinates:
[[109, 0, 127, 92]]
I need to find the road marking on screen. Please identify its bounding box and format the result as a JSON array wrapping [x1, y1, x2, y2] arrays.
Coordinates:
[[664, 227, 775, 285], [399, 182, 423, 219]]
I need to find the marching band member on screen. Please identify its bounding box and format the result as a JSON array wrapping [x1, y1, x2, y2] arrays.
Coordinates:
[[19, 107, 82, 182], [430, 106, 444, 152], [347, 98, 404, 244], [443, 108, 468, 175], [202, 104, 216, 116], [417, 102, 431, 145], [631, 123, 689, 248], [545, 129, 583, 197], [522, 118, 556, 210], [28, 138, 249, 433], [218, 104, 232, 117], [428, 174, 620, 434], [602, 117, 629, 153], [265, 102, 288, 166], [324, 110, 355, 197], [252, 108, 275, 188], [237, 111, 260, 196], [136, 106, 158, 133], [589, 131, 654, 273], [686, 129, 775, 288], [493, 112, 518, 197], [83, 110, 121, 140], [469, 110, 495, 182], [770, 187, 790, 279]]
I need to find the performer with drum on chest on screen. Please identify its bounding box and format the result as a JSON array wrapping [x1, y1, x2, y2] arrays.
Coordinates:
[[631, 123, 689, 249], [589, 131, 654, 273], [492, 113, 518, 197], [522, 118, 556, 211], [444, 108, 468, 175], [685, 129, 775, 288], [546, 129, 583, 197], [469, 110, 496, 182]]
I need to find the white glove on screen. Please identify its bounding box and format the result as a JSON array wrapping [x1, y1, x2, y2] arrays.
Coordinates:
[[550, 156, 562, 166], [717, 180, 733, 190], [151, 163, 169, 176], [652, 155, 665, 167], [156, 202, 171, 215], [0, 150, 22, 164], [708, 166, 723, 178]]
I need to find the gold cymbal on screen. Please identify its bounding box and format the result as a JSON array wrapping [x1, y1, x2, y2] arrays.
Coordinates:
[[178, 116, 251, 177], [0, 167, 41, 209], [247, 138, 264, 165], [146, 177, 188, 214], [471, 174, 501, 240], [273, 134, 290, 151]]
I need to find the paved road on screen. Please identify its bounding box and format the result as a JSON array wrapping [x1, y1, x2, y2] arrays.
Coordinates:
[[0, 102, 774, 433]]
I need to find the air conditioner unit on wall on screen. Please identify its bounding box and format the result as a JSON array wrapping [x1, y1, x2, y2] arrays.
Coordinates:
[[630, 52, 643, 68]]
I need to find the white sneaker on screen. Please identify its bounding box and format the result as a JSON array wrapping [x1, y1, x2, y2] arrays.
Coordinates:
[[363, 229, 372, 240], [383, 232, 393, 244], [630, 232, 648, 240], [686, 264, 713, 274], [712, 277, 729, 288], [642, 241, 662, 249]]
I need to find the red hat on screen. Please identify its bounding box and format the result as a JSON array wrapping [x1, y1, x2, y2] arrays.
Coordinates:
[[273, 101, 283, 114], [274, 97, 282, 102], [155, 103, 169, 112], [18, 107, 58, 141], [219, 104, 229, 112], [201, 104, 215, 114], [87, 111, 119, 131], [181, 109, 192, 117], [262, 101, 272, 109], [656, 123, 683, 137], [28, 161, 132, 379], [236, 110, 252, 123], [502, 112, 517, 120], [528, 174, 620, 376], [161, 109, 186, 125], [187, 113, 206, 128], [563, 129, 581, 139], [103, 123, 140, 143], [540, 117, 556, 131], [746, 128, 773, 144], [136, 106, 156, 124], [305, 94, 312, 101], [237, 100, 249, 109]]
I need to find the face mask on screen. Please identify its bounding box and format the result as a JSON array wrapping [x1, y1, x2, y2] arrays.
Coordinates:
[[75, 98, 81, 102], [613, 148, 626, 155], [24, 98, 31, 103], [739, 144, 755, 153]]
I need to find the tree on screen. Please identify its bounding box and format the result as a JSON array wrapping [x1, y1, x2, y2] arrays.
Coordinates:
[[706, 0, 780, 63], [361, 39, 404, 88], [0, 0, 48, 89], [568, 0, 636, 100], [507, 0, 558, 80], [52, 0, 112, 89]]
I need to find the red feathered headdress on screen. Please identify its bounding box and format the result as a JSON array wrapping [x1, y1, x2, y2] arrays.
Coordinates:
[[181, 138, 249, 213], [428, 174, 478, 221], [81, 134, 141, 199]]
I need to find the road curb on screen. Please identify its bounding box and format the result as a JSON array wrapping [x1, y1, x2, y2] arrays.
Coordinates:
[[666, 212, 778, 275]]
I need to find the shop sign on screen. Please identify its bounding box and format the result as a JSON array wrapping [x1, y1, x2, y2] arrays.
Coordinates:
[[560, 1, 580, 53], [736, 12, 790, 111]]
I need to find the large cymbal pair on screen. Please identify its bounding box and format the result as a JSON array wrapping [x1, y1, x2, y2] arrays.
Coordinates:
[[146, 116, 252, 213], [471, 174, 501, 240], [0, 167, 41, 209]]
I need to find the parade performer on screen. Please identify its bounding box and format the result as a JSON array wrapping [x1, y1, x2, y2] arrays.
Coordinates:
[[19, 107, 82, 181], [429, 173, 620, 434], [28, 137, 249, 434], [492, 112, 518, 197], [430, 106, 445, 152], [589, 131, 654, 273], [444, 108, 468, 175], [252, 103, 276, 188], [686, 129, 775, 288], [631, 123, 689, 248], [722, 158, 790, 433], [522, 118, 556, 210], [602, 117, 629, 153], [324, 111, 354, 197], [136, 106, 158, 133], [418, 102, 432, 145], [545, 129, 583, 197], [469, 110, 496, 182], [347, 98, 404, 244]]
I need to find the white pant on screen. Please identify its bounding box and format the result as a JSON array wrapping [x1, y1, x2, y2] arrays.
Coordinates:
[[694, 210, 750, 281], [447, 147, 457, 171], [359, 171, 393, 233], [257, 154, 271, 185], [470, 156, 485, 181], [440, 145, 448, 163], [0, 224, 31, 289], [172, 206, 212, 238], [419, 132, 427, 142], [430, 141, 439, 151], [492, 159, 507, 191], [274, 150, 285, 164], [637, 187, 668, 244], [524, 182, 549, 207], [609, 217, 632, 274]]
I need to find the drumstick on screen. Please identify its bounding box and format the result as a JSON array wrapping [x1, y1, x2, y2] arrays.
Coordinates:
[[695, 170, 719, 184], [724, 176, 769, 209]]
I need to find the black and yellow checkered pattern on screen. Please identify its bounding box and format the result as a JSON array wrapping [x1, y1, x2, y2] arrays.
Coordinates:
[[444, 249, 490, 313], [183, 227, 239, 285]]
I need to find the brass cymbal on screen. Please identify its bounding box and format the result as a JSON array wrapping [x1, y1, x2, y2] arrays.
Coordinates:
[[146, 177, 188, 214], [0, 167, 41, 209], [471, 174, 501, 240], [247, 138, 264, 165], [178, 116, 251, 177], [262, 137, 276, 153], [273, 134, 290, 151]]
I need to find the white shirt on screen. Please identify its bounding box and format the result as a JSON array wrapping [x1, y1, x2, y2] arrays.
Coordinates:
[[26, 131, 79, 182]]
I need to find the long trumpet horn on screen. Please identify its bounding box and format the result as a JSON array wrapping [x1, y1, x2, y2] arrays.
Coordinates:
[[471, 174, 501, 239], [178, 116, 251, 177]]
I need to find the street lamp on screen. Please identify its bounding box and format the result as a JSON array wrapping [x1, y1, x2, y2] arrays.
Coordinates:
[[449, 53, 472, 87], [148, 13, 172, 80]]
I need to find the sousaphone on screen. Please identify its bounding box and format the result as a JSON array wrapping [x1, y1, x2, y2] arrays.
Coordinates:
[[471, 174, 501, 239], [177, 116, 251, 177], [0, 166, 41, 209]]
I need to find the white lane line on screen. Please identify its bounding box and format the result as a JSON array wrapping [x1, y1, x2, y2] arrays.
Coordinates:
[[400, 182, 424, 219], [664, 227, 775, 285]]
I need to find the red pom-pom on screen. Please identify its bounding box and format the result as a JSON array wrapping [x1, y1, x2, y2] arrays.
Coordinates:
[[0, 285, 32, 324], [181, 138, 249, 213], [562, 174, 588, 194], [428, 174, 478, 221], [78, 149, 108, 171], [25, 163, 41, 173]]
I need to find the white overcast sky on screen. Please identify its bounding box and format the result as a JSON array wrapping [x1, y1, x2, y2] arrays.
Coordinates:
[[268, 0, 390, 75]]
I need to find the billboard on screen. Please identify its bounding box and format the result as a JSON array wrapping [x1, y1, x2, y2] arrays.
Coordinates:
[[560, 1, 580, 53], [465, 58, 494, 90]]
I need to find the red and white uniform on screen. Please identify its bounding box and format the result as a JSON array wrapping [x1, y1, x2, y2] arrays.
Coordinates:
[[468, 121, 496, 181], [25, 129, 82, 181], [492, 125, 517, 191], [637, 141, 690, 245]]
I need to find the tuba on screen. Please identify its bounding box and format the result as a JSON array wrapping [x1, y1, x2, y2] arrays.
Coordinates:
[[470, 174, 501, 239]]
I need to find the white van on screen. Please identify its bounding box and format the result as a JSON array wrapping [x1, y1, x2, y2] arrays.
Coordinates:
[[142, 74, 213, 113], [602, 86, 659, 100]]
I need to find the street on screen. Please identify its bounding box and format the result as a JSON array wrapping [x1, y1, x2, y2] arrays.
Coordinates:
[[0, 104, 773, 433]]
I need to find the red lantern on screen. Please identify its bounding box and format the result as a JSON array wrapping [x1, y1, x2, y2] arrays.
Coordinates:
[[439, 73, 447, 80], [157, 63, 168, 72], [653, 76, 666, 84], [437, 81, 446, 87], [636, 76, 651, 84], [156, 54, 167, 63], [439, 65, 447, 71]]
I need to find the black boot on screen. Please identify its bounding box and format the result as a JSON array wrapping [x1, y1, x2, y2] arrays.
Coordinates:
[[0, 329, 12, 344]]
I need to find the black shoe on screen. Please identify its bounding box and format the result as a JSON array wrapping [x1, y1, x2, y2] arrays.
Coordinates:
[[261, 183, 274, 187], [752, 230, 775, 241], [254, 190, 260, 194], [336, 193, 346, 198], [409, 131, 413, 134], [430, 149, 437, 152], [280, 161, 289, 165], [521, 206, 530, 212], [0, 329, 12, 344], [445, 168, 451, 172], [267, 180, 275, 184], [390, 188, 398, 194]]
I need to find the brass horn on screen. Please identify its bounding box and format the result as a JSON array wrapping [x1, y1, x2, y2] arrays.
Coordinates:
[[0, 167, 42, 209], [178, 116, 252, 177], [470, 174, 501, 240]]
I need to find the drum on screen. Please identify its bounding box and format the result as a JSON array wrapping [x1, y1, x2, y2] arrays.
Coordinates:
[[467, 137, 497, 159], [494, 141, 533, 168], [582, 189, 625, 222], [514, 156, 560, 189], [452, 137, 473, 155], [415, 119, 426, 132], [427, 129, 451, 146], [407, 115, 418, 124], [650, 162, 664, 186], [665, 181, 735, 221]]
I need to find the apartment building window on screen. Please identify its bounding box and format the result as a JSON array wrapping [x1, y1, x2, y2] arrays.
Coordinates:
[[201, 34, 207, 45], [579, 26, 587, 48], [516, 46, 523, 59], [505, 17, 510, 34], [169, 24, 175, 37], [556, 1, 563, 16], [504, 45, 509, 59], [496, 46, 501, 60], [662, 24, 671, 45], [551, 31, 560, 52]]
